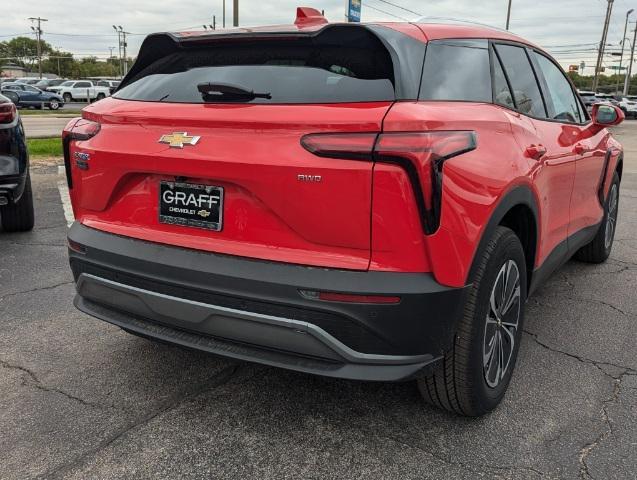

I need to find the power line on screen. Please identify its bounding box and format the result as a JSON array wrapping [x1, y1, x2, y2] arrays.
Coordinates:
[[364, 2, 410, 21]]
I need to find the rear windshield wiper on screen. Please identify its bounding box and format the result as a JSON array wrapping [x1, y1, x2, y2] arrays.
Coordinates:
[[197, 82, 272, 102]]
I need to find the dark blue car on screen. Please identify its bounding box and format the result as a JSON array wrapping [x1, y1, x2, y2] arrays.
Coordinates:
[[1, 83, 64, 110], [0, 93, 33, 231]]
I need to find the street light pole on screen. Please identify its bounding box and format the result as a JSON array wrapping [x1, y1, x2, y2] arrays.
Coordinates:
[[506, 0, 512, 30], [233, 0, 239, 26], [593, 0, 615, 92], [625, 24, 637, 95], [617, 10, 634, 95]]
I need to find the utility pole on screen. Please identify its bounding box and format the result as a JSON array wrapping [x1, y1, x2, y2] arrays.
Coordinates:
[[113, 26, 129, 77], [593, 0, 614, 92], [112, 25, 122, 78], [506, 0, 512, 30], [223, 0, 226, 28], [121, 28, 129, 76], [213, 15, 216, 30], [28, 17, 48, 78], [625, 24, 637, 95], [617, 10, 634, 94], [233, 0, 239, 26], [108, 46, 115, 77]]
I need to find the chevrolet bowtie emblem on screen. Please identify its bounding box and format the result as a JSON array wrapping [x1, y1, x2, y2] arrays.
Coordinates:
[[159, 132, 201, 148]]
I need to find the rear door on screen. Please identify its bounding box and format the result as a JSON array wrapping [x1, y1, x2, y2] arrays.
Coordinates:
[[68, 27, 415, 270], [494, 43, 576, 265]]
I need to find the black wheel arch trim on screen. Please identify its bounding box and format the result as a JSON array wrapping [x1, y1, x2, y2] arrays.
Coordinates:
[[467, 185, 540, 291]]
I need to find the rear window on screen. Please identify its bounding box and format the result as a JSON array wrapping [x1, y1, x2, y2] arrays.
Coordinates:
[[419, 40, 492, 102], [115, 38, 395, 104]]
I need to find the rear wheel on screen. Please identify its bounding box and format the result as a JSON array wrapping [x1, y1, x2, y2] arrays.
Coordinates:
[[418, 226, 526, 416], [575, 172, 620, 263], [63, 93, 72, 103], [96, 93, 106, 100], [1, 173, 34, 232], [49, 99, 60, 110]]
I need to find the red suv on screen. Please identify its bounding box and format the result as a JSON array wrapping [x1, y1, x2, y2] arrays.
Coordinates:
[[64, 9, 624, 416]]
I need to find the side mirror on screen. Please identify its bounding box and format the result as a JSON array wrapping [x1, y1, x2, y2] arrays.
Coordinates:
[[592, 103, 624, 127]]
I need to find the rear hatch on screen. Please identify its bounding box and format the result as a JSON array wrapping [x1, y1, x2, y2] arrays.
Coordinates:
[[65, 24, 425, 270]]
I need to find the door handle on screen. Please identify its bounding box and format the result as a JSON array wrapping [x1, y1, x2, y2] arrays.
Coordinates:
[[525, 144, 547, 160], [573, 144, 588, 155]]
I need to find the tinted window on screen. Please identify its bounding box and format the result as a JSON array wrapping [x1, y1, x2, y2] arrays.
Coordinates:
[[116, 40, 395, 104], [25, 86, 39, 93], [97, 81, 108, 87], [420, 40, 491, 102], [533, 53, 581, 123], [75, 82, 91, 88], [494, 44, 546, 117], [492, 51, 515, 109]]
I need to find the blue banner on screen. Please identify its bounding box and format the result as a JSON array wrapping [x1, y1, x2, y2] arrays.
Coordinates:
[[347, 0, 361, 22]]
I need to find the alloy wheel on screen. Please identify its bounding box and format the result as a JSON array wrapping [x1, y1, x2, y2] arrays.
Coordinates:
[[483, 259, 521, 389], [605, 184, 618, 249]]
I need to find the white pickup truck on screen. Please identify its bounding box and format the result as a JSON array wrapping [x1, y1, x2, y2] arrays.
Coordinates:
[[48, 80, 110, 103]]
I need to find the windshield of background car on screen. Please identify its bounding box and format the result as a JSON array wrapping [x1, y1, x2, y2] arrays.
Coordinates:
[[115, 40, 395, 104]]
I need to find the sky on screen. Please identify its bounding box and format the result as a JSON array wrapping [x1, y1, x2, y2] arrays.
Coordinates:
[[3, 0, 637, 74]]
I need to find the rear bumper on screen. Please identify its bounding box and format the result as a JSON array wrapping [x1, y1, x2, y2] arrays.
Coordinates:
[[68, 222, 468, 381]]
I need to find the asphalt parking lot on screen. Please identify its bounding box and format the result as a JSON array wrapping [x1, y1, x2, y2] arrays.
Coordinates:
[[1, 124, 636, 479]]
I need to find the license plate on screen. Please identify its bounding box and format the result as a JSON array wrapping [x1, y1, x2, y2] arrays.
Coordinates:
[[159, 181, 223, 231]]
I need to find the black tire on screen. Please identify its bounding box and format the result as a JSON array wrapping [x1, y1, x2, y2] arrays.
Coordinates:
[[1, 173, 35, 232], [418, 226, 527, 416], [96, 93, 106, 100], [63, 93, 72, 103], [49, 99, 60, 110], [575, 172, 620, 263]]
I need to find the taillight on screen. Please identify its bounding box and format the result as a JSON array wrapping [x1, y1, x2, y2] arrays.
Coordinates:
[[0, 101, 16, 124], [300, 133, 377, 161], [62, 117, 101, 188], [62, 118, 101, 141], [300, 131, 477, 233]]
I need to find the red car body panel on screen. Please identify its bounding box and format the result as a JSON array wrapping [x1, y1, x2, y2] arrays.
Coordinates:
[[72, 100, 399, 270], [64, 20, 623, 291]]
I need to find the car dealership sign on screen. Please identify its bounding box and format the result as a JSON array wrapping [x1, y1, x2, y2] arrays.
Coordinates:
[[346, 0, 361, 22]]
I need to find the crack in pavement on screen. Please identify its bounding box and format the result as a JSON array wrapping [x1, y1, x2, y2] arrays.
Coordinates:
[[0, 280, 74, 301], [522, 331, 635, 480], [371, 431, 548, 479], [38, 363, 242, 480], [579, 372, 628, 480], [0, 358, 114, 410]]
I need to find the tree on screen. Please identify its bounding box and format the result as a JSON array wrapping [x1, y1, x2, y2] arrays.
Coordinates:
[[0, 36, 53, 70]]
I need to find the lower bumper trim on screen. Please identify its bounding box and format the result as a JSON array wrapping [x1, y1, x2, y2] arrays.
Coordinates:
[[75, 294, 440, 382]]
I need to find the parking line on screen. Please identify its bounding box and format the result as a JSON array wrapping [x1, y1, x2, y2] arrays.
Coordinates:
[[57, 165, 74, 227]]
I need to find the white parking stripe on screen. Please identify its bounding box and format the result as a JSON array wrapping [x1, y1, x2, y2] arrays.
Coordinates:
[[57, 165, 74, 227]]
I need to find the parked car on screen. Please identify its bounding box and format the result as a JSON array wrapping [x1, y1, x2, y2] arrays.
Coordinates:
[[35, 78, 69, 91], [13, 78, 41, 85], [618, 96, 637, 118], [578, 90, 597, 112], [1, 83, 64, 110], [48, 80, 110, 103], [0, 93, 33, 231], [96, 80, 121, 94], [63, 12, 624, 417]]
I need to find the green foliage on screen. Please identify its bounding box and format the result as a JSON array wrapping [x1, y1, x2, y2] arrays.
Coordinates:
[[26, 137, 63, 157], [567, 71, 637, 95], [1, 36, 131, 79]]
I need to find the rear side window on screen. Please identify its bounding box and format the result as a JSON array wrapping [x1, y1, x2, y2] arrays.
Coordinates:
[[115, 36, 395, 104], [533, 52, 582, 123], [419, 40, 492, 102], [492, 52, 515, 109], [494, 44, 546, 118]]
